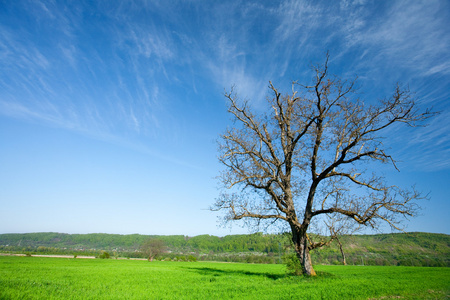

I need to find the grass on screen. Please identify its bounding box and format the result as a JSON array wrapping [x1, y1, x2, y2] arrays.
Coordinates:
[[0, 256, 448, 299]]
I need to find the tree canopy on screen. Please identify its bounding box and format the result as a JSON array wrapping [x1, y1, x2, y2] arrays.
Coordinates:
[[140, 239, 167, 261], [213, 54, 434, 275]]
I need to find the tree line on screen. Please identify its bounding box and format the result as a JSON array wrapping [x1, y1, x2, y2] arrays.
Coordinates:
[[0, 232, 448, 267], [0, 232, 284, 253]]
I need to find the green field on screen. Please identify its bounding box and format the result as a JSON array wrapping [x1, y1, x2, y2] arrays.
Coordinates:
[[0, 256, 448, 299]]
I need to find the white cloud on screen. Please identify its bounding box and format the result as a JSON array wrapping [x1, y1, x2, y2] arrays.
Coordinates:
[[1, 0, 448, 172], [341, 0, 450, 77], [274, 0, 324, 43], [424, 62, 450, 76], [128, 28, 174, 61]]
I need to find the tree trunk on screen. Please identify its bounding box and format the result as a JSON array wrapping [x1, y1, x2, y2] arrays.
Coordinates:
[[291, 225, 316, 276], [336, 236, 347, 265]]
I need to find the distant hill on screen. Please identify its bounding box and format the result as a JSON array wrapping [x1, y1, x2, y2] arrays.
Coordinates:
[[0, 232, 448, 266], [309, 232, 449, 267]]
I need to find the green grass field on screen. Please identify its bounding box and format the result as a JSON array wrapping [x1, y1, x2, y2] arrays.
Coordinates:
[[0, 256, 448, 299]]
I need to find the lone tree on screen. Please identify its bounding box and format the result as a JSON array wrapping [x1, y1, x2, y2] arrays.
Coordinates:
[[213, 55, 433, 276], [140, 239, 166, 262]]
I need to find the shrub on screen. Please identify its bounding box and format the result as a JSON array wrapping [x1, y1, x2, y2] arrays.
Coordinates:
[[187, 255, 197, 262], [98, 251, 110, 259], [283, 253, 302, 276]]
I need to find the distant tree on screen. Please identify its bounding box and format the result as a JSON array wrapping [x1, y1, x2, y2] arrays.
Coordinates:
[[212, 54, 434, 276], [98, 251, 110, 259], [140, 239, 166, 261]]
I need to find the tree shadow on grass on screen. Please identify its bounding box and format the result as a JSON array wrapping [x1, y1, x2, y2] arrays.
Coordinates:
[[185, 266, 336, 281], [185, 267, 285, 280]]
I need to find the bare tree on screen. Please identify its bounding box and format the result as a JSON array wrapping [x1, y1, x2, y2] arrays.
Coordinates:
[[213, 54, 434, 276], [140, 239, 166, 262]]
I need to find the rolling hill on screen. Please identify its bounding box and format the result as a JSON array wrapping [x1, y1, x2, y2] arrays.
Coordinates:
[[0, 232, 448, 266]]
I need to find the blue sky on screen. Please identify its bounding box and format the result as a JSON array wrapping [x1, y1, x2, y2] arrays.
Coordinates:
[[0, 0, 449, 236]]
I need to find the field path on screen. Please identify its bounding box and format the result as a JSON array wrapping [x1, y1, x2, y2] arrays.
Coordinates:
[[0, 253, 148, 260], [0, 253, 95, 259]]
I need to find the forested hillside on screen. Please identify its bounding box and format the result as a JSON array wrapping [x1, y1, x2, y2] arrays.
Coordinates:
[[0, 232, 282, 253], [0, 232, 448, 267]]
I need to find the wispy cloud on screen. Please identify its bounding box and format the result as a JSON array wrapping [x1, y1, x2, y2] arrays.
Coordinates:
[[404, 112, 450, 171], [266, 0, 450, 172], [1, 0, 448, 172], [339, 0, 450, 77]]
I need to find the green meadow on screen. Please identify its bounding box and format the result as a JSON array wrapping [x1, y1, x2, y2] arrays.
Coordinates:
[[0, 256, 448, 299]]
